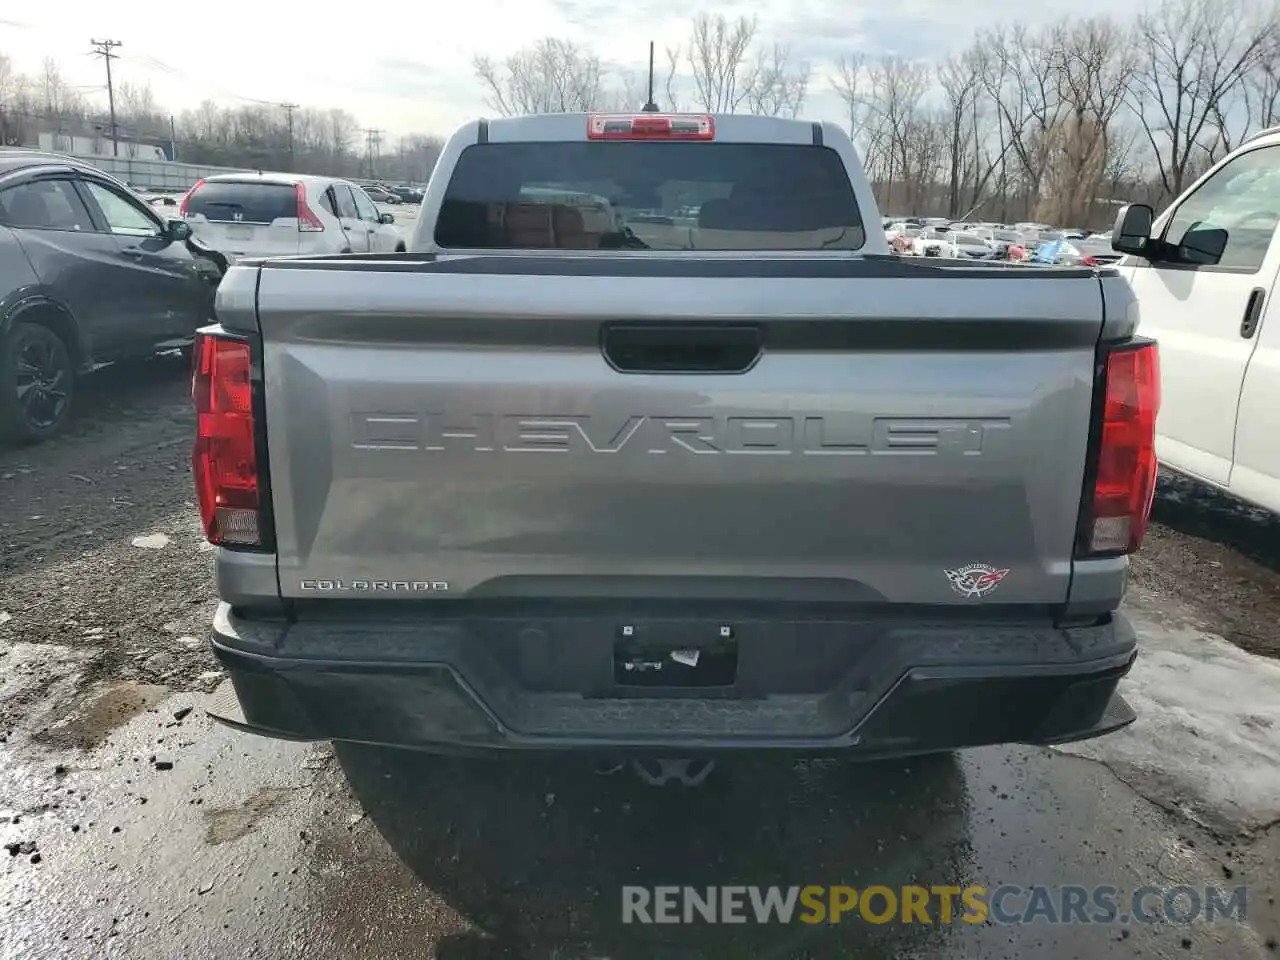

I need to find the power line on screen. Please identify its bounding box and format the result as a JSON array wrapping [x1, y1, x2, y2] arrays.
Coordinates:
[[89, 39, 122, 157], [122, 50, 281, 107]]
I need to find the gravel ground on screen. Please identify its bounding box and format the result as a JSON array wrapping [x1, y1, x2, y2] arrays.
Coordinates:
[[1, 363, 1278, 959], [1131, 473, 1280, 659], [0, 358, 217, 733]]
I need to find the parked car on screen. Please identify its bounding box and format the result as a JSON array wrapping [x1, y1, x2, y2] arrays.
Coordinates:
[[1031, 238, 1121, 268], [179, 173, 406, 264], [949, 231, 996, 259], [912, 228, 958, 257], [361, 184, 402, 204], [889, 227, 920, 254], [0, 149, 225, 443], [989, 229, 1029, 261], [390, 185, 423, 203], [1113, 124, 1280, 515], [198, 111, 1155, 778], [1030, 237, 1070, 265]]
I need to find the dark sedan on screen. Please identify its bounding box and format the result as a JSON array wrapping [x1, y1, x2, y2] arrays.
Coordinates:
[[0, 150, 225, 443]]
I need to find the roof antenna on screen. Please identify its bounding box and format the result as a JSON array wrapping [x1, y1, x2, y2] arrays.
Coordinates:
[[641, 41, 660, 112]]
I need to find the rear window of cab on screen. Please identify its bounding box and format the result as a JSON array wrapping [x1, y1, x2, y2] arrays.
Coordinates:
[[434, 141, 865, 252]]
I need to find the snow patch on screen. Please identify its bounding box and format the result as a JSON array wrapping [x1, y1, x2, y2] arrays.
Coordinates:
[[132, 533, 171, 549], [1054, 593, 1280, 834]]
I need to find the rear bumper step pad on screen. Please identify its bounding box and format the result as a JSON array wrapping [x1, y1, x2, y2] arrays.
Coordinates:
[[206, 603, 1137, 756]]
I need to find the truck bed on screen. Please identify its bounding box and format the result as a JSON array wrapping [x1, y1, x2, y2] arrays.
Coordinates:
[[216, 254, 1128, 610]]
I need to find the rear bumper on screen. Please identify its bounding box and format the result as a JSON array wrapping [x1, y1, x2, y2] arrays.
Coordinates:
[[207, 603, 1137, 757]]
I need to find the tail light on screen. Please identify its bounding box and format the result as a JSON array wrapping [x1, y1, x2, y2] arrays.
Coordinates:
[[1080, 342, 1160, 555], [1081, 255, 1099, 266], [295, 182, 325, 232], [178, 178, 204, 218], [587, 113, 715, 141], [192, 333, 263, 547]]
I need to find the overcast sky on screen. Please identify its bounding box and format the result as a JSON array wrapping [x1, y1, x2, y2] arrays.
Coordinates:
[[2, 0, 1148, 136]]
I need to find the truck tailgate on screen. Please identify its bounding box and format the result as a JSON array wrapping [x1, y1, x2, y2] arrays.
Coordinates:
[[251, 257, 1107, 606]]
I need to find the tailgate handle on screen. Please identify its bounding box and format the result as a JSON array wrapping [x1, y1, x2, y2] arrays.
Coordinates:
[[602, 324, 762, 374]]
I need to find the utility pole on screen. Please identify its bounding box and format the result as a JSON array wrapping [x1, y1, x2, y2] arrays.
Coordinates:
[[280, 102, 298, 169], [363, 127, 383, 178], [90, 39, 122, 157]]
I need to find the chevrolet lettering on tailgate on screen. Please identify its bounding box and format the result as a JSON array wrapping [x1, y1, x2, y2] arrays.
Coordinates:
[[348, 413, 1014, 456]]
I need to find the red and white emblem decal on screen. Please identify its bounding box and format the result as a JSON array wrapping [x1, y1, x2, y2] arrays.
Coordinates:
[[944, 563, 1011, 599]]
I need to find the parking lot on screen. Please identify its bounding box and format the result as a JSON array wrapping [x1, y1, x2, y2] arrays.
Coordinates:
[[0, 354, 1276, 959], [363, 195, 421, 242], [379, 198, 421, 233]]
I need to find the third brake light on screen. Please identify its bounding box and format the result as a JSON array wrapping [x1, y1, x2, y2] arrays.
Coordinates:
[[587, 114, 715, 140]]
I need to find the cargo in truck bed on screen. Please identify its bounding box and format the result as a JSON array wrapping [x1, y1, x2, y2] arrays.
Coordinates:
[[193, 112, 1158, 762]]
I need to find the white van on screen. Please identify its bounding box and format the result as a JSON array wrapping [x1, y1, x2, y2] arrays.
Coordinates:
[[1112, 127, 1280, 515]]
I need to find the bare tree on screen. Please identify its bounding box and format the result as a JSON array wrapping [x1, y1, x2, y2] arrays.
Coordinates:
[[659, 14, 809, 117], [1127, 0, 1275, 201], [0, 53, 21, 145], [0, 53, 15, 107], [116, 82, 158, 120], [1242, 29, 1280, 128], [474, 38, 609, 115], [866, 56, 931, 212], [838, 47, 993, 218], [678, 13, 759, 113], [38, 58, 82, 120], [830, 55, 865, 139], [900, 111, 950, 213], [957, 42, 1014, 217], [938, 53, 982, 217], [968, 33, 1019, 219], [113, 81, 170, 140], [1099, 119, 1151, 204], [1040, 18, 1134, 224], [615, 68, 649, 112], [326, 108, 357, 156], [187, 100, 224, 143], [387, 133, 445, 181], [1207, 17, 1280, 159], [744, 42, 810, 118], [292, 107, 318, 154], [980, 25, 1069, 214], [831, 54, 894, 179]]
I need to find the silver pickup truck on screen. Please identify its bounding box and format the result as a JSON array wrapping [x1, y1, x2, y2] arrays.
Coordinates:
[[197, 112, 1159, 776]]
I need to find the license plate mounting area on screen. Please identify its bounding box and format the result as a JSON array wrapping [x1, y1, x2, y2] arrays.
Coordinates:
[[612, 622, 739, 688]]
